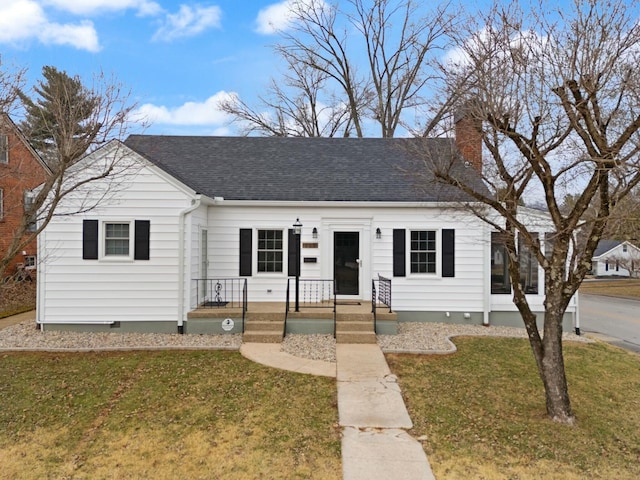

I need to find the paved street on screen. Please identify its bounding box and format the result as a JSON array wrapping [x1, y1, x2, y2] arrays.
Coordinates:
[[579, 293, 640, 353]]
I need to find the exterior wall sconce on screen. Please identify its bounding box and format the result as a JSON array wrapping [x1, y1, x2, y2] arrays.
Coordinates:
[[312, 227, 318, 239], [376, 228, 382, 239]]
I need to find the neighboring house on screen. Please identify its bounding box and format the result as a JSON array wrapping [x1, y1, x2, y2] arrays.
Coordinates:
[[36, 116, 578, 335], [0, 114, 49, 278], [591, 240, 640, 277]]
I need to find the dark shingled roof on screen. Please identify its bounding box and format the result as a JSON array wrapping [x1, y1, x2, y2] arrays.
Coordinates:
[[124, 135, 488, 202], [593, 239, 623, 257]]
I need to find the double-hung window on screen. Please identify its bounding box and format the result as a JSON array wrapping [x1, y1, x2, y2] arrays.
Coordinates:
[[0, 134, 7, 164], [105, 223, 130, 256], [24, 190, 36, 232], [257, 229, 283, 273], [410, 230, 436, 273]]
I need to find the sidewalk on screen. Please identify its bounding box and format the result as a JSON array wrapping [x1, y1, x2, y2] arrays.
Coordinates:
[[240, 342, 435, 480], [0, 310, 35, 330]]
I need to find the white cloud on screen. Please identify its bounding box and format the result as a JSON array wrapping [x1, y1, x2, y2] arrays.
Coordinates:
[[132, 91, 235, 126], [0, 0, 100, 51], [43, 0, 162, 16], [255, 0, 327, 35], [255, 0, 296, 35], [152, 4, 222, 42], [40, 20, 100, 52]]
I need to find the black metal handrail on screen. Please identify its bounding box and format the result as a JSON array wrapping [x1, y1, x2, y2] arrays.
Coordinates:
[[285, 278, 337, 338], [193, 278, 247, 309], [372, 275, 392, 334], [242, 278, 248, 333]]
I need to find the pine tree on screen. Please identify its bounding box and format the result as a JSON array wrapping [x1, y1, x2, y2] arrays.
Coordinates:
[[19, 66, 99, 168]]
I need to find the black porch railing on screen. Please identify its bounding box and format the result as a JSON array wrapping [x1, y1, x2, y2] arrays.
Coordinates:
[[371, 275, 392, 334], [285, 278, 337, 338], [192, 278, 248, 333]]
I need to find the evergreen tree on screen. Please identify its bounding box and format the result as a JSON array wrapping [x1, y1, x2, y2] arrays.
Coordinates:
[[19, 66, 99, 167]]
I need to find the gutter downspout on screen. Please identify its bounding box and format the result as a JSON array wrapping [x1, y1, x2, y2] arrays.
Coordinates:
[[574, 292, 580, 335], [177, 195, 202, 334]]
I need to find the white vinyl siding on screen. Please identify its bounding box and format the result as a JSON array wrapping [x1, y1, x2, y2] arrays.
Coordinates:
[[39, 149, 194, 325]]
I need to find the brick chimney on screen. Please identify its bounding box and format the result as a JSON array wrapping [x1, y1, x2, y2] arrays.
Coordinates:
[[454, 107, 483, 174]]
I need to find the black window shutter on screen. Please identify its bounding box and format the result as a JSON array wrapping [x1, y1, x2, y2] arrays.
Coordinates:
[[239, 229, 252, 276], [442, 229, 455, 277], [82, 220, 98, 260], [134, 220, 150, 260], [393, 229, 406, 277], [287, 229, 298, 276]]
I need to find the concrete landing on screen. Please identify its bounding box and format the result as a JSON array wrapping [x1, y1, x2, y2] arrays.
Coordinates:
[[240, 343, 336, 378]]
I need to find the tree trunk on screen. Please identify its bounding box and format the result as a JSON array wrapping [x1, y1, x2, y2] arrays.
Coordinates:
[[539, 312, 574, 424]]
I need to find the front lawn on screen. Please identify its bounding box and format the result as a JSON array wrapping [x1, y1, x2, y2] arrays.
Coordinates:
[[388, 337, 640, 480], [0, 350, 341, 479], [580, 278, 640, 299]]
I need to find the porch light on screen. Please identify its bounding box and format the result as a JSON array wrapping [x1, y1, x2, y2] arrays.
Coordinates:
[[376, 228, 382, 239], [293, 218, 302, 235], [312, 227, 318, 239]]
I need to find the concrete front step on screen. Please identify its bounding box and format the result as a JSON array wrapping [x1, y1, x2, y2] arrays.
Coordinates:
[[244, 321, 284, 333], [245, 312, 284, 322], [336, 321, 375, 333], [243, 331, 283, 343], [336, 332, 377, 344]]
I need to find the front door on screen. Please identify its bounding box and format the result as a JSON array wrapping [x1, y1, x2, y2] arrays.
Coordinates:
[[334, 232, 359, 295]]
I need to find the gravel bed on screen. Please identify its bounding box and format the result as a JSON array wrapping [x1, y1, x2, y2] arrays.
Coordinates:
[[378, 322, 591, 354], [281, 334, 337, 363], [0, 320, 589, 362], [0, 321, 242, 351]]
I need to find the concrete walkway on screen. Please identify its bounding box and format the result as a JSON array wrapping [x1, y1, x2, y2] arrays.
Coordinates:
[[240, 342, 435, 480], [0, 310, 35, 330]]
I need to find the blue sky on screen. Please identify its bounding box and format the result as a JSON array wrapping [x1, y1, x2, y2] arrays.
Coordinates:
[[0, 0, 310, 135]]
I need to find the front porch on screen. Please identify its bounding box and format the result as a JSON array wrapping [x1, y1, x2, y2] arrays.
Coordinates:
[[186, 301, 397, 343], [187, 276, 396, 342]]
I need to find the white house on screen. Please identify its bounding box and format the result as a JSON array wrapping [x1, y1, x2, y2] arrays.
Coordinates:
[[591, 240, 640, 277], [36, 121, 578, 338]]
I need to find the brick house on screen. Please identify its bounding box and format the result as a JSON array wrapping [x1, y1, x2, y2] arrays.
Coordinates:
[[0, 113, 50, 277]]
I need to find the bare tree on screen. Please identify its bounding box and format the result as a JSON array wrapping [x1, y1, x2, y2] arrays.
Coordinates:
[[220, 56, 352, 137], [0, 67, 140, 279], [427, 0, 640, 424], [223, 0, 455, 137]]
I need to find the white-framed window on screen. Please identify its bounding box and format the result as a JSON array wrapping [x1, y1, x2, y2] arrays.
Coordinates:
[[623, 244, 628, 253], [257, 229, 283, 272], [410, 230, 436, 274], [24, 190, 36, 232], [24, 255, 36, 268], [104, 222, 131, 257], [0, 134, 7, 164]]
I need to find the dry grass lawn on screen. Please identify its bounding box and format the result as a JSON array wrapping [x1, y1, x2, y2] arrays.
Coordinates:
[[388, 337, 640, 480], [0, 350, 341, 479], [580, 278, 640, 299]]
